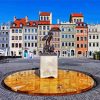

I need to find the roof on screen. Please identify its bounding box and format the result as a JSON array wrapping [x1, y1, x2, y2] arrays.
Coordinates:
[[51, 27, 61, 31], [38, 21, 50, 25], [71, 13, 83, 17], [26, 21, 38, 27], [11, 18, 26, 28], [40, 12, 50, 16]]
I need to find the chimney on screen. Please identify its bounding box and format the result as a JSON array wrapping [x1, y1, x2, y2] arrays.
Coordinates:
[[14, 16, 16, 21], [57, 19, 60, 24], [25, 16, 28, 22]]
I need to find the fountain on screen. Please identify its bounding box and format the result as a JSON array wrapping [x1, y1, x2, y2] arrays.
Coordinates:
[[3, 30, 96, 96]]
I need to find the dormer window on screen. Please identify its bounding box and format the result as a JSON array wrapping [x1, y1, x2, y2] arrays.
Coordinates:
[[13, 23, 16, 27], [27, 22, 30, 26], [20, 24, 23, 27], [33, 23, 36, 25]]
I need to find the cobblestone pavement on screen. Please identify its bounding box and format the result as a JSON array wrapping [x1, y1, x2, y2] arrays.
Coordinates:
[[0, 57, 100, 100]]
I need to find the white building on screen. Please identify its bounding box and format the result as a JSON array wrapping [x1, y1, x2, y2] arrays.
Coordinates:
[[10, 17, 27, 56], [88, 24, 100, 58], [23, 21, 38, 59]]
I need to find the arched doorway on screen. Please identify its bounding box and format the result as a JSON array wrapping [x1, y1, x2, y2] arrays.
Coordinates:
[[24, 50, 28, 58], [71, 50, 74, 56]]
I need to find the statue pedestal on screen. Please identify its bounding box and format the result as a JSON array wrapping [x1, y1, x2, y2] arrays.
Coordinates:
[[40, 55, 58, 78]]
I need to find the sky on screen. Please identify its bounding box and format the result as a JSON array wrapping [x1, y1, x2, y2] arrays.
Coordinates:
[[0, 0, 100, 24]]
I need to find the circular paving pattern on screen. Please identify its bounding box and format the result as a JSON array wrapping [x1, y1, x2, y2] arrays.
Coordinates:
[[3, 69, 95, 96]]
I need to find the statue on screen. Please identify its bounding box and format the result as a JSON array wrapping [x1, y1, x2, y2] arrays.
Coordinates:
[[42, 31, 56, 55]]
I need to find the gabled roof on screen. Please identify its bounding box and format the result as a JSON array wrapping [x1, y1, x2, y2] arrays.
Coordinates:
[[71, 13, 83, 17], [11, 18, 26, 28], [26, 21, 38, 27], [40, 12, 50, 16]]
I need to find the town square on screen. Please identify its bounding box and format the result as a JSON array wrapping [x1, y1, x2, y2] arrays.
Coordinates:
[[0, 0, 100, 100]]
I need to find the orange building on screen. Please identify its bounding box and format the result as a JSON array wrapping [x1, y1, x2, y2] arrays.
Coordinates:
[[69, 13, 88, 57], [76, 22, 88, 57]]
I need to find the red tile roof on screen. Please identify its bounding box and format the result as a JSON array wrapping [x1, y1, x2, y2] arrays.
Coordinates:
[[40, 12, 50, 16], [11, 18, 26, 28], [71, 13, 83, 17], [26, 21, 38, 27], [38, 21, 50, 25], [51, 27, 61, 31]]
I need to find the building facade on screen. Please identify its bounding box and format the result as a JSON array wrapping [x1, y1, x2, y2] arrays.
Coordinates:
[[37, 12, 51, 54], [10, 17, 27, 56], [88, 24, 100, 58], [0, 23, 10, 56], [60, 23, 76, 57], [23, 21, 38, 58]]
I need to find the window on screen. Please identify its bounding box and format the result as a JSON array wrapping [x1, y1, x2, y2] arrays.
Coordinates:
[[62, 35, 64, 38], [77, 44, 79, 48], [16, 29, 18, 33], [25, 29, 27, 32], [84, 37, 87, 41], [28, 29, 30, 33], [19, 36, 22, 40], [81, 44, 83, 48], [72, 35, 74, 38], [32, 29, 34, 33], [32, 36, 34, 40], [12, 36, 14, 40], [89, 35, 91, 39], [77, 30, 79, 33], [6, 44, 8, 47], [65, 42, 67, 46], [2, 44, 4, 47], [25, 43, 27, 47], [28, 43, 30, 47], [2, 27, 5, 30], [28, 36, 30, 40], [81, 37, 83, 41], [19, 29, 22, 33], [39, 26, 42, 30], [89, 43, 91, 47], [35, 43, 37, 47], [96, 35, 99, 39], [47, 16, 49, 20], [20, 24, 23, 27], [43, 26, 46, 30], [25, 36, 27, 40], [84, 44, 87, 48], [80, 30, 83, 33], [68, 28, 71, 32], [69, 35, 71, 38], [19, 43, 22, 48], [93, 35, 95, 39], [96, 43, 99, 47], [77, 37, 79, 41], [47, 26, 49, 30], [15, 36, 18, 40], [12, 43, 14, 48], [69, 43, 71, 46], [62, 28, 64, 31], [31, 43, 34, 47], [65, 35, 67, 38], [6, 32, 8, 35], [62, 42, 64, 46], [35, 36, 37, 40], [15, 43, 18, 47], [12, 29, 14, 33], [93, 43, 95, 47], [72, 43, 74, 46], [43, 31, 45, 35], [35, 29, 37, 33]]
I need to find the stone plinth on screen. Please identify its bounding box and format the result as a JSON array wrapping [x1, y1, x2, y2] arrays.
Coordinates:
[[40, 55, 58, 78]]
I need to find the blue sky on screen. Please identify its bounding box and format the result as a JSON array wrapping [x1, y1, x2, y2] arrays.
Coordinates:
[[0, 0, 100, 24]]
